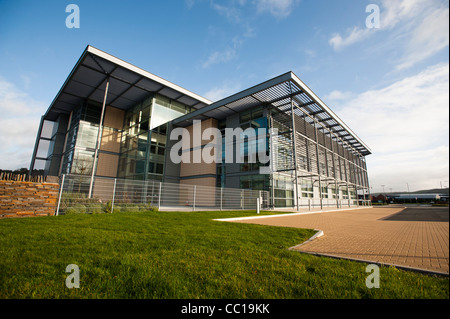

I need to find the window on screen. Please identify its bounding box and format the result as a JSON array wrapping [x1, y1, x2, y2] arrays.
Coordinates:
[[320, 185, 328, 198], [240, 175, 268, 190], [342, 187, 349, 199], [330, 186, 337, 199], [216, 165, 225, 188], [155, 163, 164, 174], [239, 107, 263, 123], [76, 121, 98, 149], [301, 180, 314, 198], [119, 94, 191, 179]]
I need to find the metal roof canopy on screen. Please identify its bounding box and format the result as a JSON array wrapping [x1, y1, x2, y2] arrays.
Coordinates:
[[172, 71, 371, 156], [43, 45, 212, 122]]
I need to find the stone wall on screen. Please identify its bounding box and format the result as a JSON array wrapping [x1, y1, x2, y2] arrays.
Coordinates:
[[0, 180, 59, 218]]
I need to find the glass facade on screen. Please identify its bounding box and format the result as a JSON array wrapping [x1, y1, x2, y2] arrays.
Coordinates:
[[52, 94, 363, 208], [60, 94, 193, 181], [61, 101, 103, 175], [206, 103, 367, 208], [237, 107, 268, 173], [41, 52, 367, 210], [118, 94, 192, 181]]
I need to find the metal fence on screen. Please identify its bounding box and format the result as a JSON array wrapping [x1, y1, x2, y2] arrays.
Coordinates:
[[297, 198, 370, 210], [56, 174, 270, 215]]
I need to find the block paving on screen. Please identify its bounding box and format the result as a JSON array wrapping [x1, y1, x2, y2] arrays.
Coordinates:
[[234, 206, 449, 274]]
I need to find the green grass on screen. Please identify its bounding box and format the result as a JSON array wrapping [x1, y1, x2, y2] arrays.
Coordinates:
[[0, 210, 448, 299]]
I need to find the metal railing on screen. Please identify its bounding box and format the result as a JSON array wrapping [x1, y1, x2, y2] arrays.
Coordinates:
[[56, 174, 270, 215]]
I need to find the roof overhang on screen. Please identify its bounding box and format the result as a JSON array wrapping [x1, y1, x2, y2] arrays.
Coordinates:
[[173, 71, 372, 156], [43, 45, 212, 121]]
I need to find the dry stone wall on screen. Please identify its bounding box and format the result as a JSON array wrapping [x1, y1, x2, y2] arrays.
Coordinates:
[[0, 180, 59, 218]]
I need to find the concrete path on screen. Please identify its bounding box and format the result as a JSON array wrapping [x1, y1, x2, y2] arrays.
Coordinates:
[[232, 206, 449, 275]]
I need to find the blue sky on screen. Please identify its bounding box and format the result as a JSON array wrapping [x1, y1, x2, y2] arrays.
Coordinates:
[[0, 0, 448, 192]]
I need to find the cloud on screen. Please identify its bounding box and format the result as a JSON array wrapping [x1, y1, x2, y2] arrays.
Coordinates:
[[203, 81, 242, 101], [396, 6, 449, 70], [204, 1, 257, 69], [202, 43, 238, 69], [333, 63, 449, 192], [185, 0, 196, 9], [209, 0, 297, 20], [328, 0, 449, 70], [254, 0, 298, 19], [324, 90, 354, 101], [381, 0, 430, 29], [0, 76, 46, 170], [202, 35, 245, 69], [211, 1, 242, 23], [329, 27, 373, 51]]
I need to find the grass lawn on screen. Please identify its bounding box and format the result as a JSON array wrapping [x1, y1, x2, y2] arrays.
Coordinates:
[[0, 210, 448, 299]]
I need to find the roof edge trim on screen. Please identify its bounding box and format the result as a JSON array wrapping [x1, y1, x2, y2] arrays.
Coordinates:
[[289, 71, 372, 154], [86, 46, 212, 106]]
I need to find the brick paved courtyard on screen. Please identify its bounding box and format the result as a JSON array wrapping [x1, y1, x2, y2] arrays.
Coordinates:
[[232, 206, 449, 274]]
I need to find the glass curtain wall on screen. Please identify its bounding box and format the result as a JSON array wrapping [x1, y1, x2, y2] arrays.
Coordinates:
[[118, 94, 192, 181], [231, 107, 271, 192], [61, 100, 103, 175]]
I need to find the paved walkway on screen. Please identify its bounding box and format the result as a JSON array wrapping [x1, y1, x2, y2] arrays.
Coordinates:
[[232, 206, 449, 275]]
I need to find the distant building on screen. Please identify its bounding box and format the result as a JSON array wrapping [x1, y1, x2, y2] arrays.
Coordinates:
[[392, 194, 442, 202]]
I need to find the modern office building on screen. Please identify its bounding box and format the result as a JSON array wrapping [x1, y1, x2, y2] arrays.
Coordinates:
[[30, 45, 372, 209]]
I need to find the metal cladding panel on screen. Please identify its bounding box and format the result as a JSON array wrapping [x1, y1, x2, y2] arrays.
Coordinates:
[[119, 86, 150, 103], [106, 77, 132, 96], [203, 108, 234, 119], [72, 65, 105, 87], [135, 77, 164, 92], [89, 55, 117, 74], [177, 95, 199, 107], [193, 102, 208, 110], [111, 66, 142, 84], [43, 45, 211, 123], [110, 96, 137, 110], [158, 86, 183, 100], [174, 73, 372, 157], [58, 93, 83, 106], [64, 80, 93, 98], [88, 88, 118, 105], [82, 54, 116, 74]]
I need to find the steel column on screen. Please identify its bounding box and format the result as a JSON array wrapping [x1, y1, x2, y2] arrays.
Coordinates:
[[313, 116, 323, 210], [89, 76, 110, 198], [29, 115, 45, 176], [290, 99, 300, 211]]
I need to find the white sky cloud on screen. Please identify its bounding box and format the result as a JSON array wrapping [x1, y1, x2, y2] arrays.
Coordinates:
[[381, 0, 430, 29], [396, 6, 449, 70], [254, 0, 298, 19], [203, 81, 242, 101], [329, 27, 372, 51], [202, 48, 237, 69], [329, 0, 449, 71], [332, 63, 449, 192], [324, 90, 355, 102], [0, 76, 45, 170], [211, 1, 242, 23]]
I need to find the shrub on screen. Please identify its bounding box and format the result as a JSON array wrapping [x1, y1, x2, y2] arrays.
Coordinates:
[[150, 206, 159, 213], [73, 204, 87, 213], [111, 204, 120, 213], [103, 201, 113, 214], [90, 203, 103, 214], [64, 207, 78, 215]]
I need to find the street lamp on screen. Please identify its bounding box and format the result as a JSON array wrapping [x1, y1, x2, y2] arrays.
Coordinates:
[[406, 183, 411, 203]]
